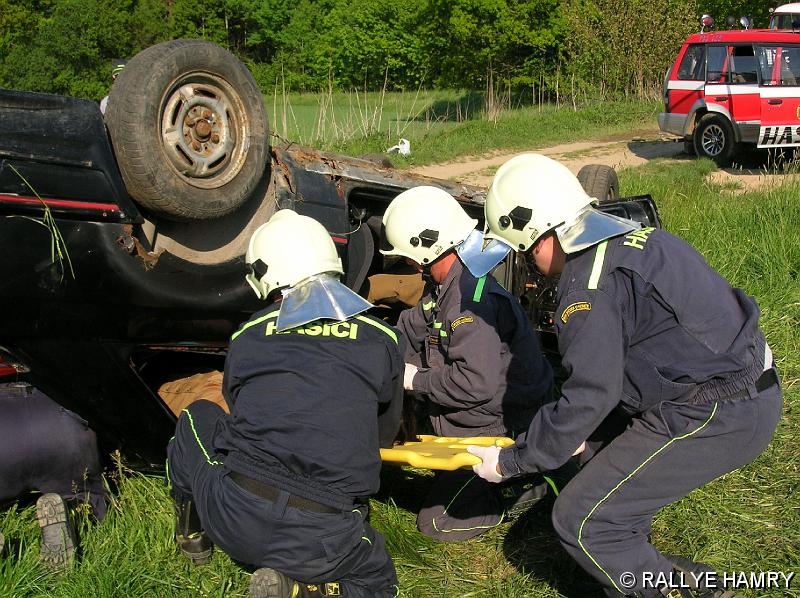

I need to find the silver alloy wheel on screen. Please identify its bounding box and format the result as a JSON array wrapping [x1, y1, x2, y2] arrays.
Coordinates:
[[700, 123, 726, 157], [160, 72, 249, 189]]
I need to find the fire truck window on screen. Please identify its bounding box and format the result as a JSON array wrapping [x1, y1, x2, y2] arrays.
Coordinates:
[[771, 14, 800, 29], [706, 46, 728, 83], [730, 45, 758, 84], [779, 47, 800, 86], [677, 44, 706, 80], [758, 46, 779, 86]]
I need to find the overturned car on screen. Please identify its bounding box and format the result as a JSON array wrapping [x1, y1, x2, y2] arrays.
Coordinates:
[[0, 40, 660, 468]]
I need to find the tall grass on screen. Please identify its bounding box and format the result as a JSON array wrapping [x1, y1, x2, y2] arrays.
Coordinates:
[[268, 89, 662, 167], [1, 157, 797, 596], [269, 88, 471, 148]]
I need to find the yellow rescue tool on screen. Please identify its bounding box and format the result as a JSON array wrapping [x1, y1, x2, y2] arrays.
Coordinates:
[[380, 435, 514, 471]]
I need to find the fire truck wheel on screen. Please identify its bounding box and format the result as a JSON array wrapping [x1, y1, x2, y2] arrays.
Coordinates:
[[693, 114, 736, 167]]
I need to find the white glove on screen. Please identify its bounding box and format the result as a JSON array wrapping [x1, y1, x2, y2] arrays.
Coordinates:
[[403, 363, 418, 390], [467, 445, 503, 483]]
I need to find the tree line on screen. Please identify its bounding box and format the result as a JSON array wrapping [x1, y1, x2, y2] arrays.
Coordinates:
[[0, 0, 777, 102]]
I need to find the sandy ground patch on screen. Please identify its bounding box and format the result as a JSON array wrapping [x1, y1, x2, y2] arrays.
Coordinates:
[[411, 130, 684, 187], [704, 167, 800, 194], [411, 129, 796, 192]]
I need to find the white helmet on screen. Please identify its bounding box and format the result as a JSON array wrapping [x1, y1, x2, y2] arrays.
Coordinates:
[[484, 154, 593, 252], [484, 153, 637, 254], [245, 209, 343, 299], [380, 186, 478, 265]]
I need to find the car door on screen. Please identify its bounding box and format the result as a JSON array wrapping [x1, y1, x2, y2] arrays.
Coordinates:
[[757, 44, 800, 147], [705, 44, 761, 143]]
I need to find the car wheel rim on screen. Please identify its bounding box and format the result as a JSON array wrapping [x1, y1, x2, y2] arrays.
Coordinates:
[[701, 124, 726, 157], [160, 72, 250, 189]]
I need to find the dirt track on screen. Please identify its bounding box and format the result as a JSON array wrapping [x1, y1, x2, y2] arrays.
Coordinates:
[[411, 128, 798, 192]]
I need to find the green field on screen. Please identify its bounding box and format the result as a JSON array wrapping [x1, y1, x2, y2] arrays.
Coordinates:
[[270, 90, 662, 165], [1, 99, 798, 597]]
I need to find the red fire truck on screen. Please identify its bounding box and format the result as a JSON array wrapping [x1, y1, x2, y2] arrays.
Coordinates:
[[659, 27, 800, 165]]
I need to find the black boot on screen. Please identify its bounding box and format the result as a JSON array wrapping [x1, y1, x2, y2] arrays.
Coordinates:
[[498, 474, 549, 520], [173, 497, 213, 565], [36, 493, 78, 571], [249, 568, 343, 597], [665, 555, 744, 598]]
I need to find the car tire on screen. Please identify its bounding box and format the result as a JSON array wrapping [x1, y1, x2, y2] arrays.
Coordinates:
[[693, 114, 735, 167], [106, 40, 270, 220], [576, 164, 619, 203]]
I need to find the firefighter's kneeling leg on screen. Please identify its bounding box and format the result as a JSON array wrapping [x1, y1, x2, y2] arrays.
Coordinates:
[[167, 400, 226, 565], [208, 490, 398, 598], [550, 392, 781, 596]]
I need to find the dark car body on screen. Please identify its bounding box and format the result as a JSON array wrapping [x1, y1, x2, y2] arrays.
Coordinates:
[[0, 88, 660, 468]]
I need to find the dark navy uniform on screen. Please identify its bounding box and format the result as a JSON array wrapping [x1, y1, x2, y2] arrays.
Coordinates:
[[0, 382, 106, 518], [167, 304, 404, 597], [498, 227, 782, 596], [399, 258, 553, 541]]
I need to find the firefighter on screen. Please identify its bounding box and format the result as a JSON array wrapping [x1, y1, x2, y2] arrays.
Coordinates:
[[380, 186, 555, 542], [0, 380, 107, 570], [99, 59, 125, 115], [166, 209, 404, 598], [468, 154, 782, 598]]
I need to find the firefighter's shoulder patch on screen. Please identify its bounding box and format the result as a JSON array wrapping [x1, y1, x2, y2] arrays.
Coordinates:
[[561, 301, 591, 324], [451, 315, 474, 332]]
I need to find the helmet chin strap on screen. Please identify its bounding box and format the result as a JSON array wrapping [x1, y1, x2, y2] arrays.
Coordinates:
[[421, 264, 436, 285], [421, 249, 451, 285]]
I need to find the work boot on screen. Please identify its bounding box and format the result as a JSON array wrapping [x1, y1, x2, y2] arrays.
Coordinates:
[[666, 554, 717, 590], [498, 474, 549, 520], [36, 493, 77, 571], [249, 568, 343, 597], [173, 498, 213, 565], [665, 555, 744, 597]]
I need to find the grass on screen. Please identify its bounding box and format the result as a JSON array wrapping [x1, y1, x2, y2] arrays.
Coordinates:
[[332, 99, 662, 168], [269, 88, 464, 147], [2, 112, 799, 596], [270, 89, 662, 168]]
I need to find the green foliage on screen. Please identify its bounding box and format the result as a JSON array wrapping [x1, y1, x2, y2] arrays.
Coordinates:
[[703, 0, 774, 28], [417, 0, 564, 89], [0, 0, 792, 101], [1, 0, 133, 98], [324, 0, 427, 89], [263, 0, 339, 92], [562, 0, 699, 98]]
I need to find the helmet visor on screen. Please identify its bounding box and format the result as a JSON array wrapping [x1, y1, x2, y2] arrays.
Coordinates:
[[557, 207, 640, 254], [277, 274, 373, 332], [456, 229, 513, 278]]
